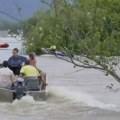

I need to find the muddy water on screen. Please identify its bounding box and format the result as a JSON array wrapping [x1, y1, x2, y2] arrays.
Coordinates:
[[0, 37, 120, 120]]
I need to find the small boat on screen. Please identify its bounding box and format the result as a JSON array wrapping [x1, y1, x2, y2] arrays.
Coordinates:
[[0, 78, 46, 103], [0, 43, 9, 48], [41, 48, 66, 57]]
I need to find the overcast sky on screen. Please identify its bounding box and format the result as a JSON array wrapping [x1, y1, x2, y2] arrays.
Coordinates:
[[0, 0, 48, 22]]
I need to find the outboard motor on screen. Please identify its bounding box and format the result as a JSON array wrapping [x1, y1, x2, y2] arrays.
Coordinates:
[[15, 77, 26, 99]]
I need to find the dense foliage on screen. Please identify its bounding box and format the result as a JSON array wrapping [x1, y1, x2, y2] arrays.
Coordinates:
[[0, 0, 119, 83], [23, 0, 120, 56]]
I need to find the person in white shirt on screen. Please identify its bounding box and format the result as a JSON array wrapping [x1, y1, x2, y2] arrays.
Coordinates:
[[0, 61, 15, 87]]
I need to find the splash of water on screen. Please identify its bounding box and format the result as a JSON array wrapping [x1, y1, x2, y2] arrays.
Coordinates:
[[48, 86, 117, 111]]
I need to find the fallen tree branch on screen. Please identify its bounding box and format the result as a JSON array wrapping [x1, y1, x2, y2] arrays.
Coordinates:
[[60, 47, 120, 84], [64, 47, 104, 70]]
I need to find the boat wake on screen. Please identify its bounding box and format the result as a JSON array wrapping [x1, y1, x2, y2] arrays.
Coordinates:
[[47, 86, 118, 111], [0, 85, 119, 114]]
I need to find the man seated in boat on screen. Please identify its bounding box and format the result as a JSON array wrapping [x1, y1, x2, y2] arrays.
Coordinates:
[[19, 60, 46, 90], [0, 61, 15, 87], [8, 48, 27, 76]]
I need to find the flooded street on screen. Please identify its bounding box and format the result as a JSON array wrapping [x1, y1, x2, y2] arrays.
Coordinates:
[[0, 37, 120, 120]]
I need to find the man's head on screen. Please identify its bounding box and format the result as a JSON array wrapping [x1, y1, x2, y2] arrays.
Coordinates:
[[12, 48, 19, 57], [3, 61, 8, 68], [25, 60, 30, 65]]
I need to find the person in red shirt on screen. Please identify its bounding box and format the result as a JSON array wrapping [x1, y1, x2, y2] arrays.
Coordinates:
[[29, 52, 47, 90]]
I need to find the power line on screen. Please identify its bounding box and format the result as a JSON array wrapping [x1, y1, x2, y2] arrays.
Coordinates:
[[0, 10, 21, 22]]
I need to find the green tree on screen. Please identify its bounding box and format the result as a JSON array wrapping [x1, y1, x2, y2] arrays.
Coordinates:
[[23, 0, 120, 83]]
